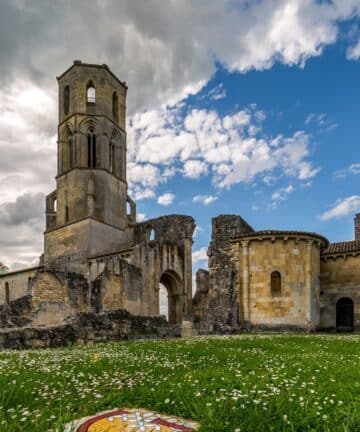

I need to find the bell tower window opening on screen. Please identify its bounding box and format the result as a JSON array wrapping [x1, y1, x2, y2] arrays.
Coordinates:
[[87, 81, 96, 104], [87, 131, 97, 168], [64, 86, 70, 115], [112, 91, 119, 121]]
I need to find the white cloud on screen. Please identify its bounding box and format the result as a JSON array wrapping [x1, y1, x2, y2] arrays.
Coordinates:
[[206, 83, 226, 100], [129, 106, 319, 194], [2, 1, 360, 115], [136, 213, 147, 222], [131, 188, 155, 201], [319, 196, 360, 221], [192, 247, 208, 264], [183, 160, 208, 179], [305, 112, 338, 132], [193, 195, 218, 206], [157, 193, 175, 206], [347, 39, 360, 60], [271, 184, 294, 207], [349, 163, 360, 175], [334, 162, 360, 179]]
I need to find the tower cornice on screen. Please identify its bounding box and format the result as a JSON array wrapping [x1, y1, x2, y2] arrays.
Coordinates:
[[57, 60, 128, 90]]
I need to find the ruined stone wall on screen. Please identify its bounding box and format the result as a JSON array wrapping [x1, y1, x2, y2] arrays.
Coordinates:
[[0, 269, 94, 329], [0, 309, 180, 350], [320, 255, 360, 329], [0, 268, 39, 305], [30, 271, 70, 326], [133, 215, 195, 321], [89, 215, 195, 323], [355, 214, 360, 241], [0, 295, 33, 328], [195, 215, 254, 333], [90, 256, 143, 316], [193, 269, 209, 323]]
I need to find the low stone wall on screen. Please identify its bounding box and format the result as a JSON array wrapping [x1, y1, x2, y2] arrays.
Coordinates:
[[196, 320, 316, 335], [0, 295, 33, 328], [0, 309, 180, 349]]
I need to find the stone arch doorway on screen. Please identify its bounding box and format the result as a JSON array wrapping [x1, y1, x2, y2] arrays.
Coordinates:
[[159, 270, 183, 324], [336, 297, 354, 331]]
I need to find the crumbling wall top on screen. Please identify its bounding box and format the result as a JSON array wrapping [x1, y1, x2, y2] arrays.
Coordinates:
[[134, 214, 195, 245]]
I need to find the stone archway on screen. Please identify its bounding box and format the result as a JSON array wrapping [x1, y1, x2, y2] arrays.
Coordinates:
[[336, 297, 354, 331], [159, 270, 183, 324]]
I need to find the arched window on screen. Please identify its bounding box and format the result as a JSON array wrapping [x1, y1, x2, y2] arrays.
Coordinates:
[[65, 206, 69, 223], [87, 81, 96, 104], [271, 271, 281, 296], [4, 282, 9, 304], [87, 130, 97, 168], [64, 86, 70, 115], [112, 91, 119, 120], [150, 229, 155, 241]]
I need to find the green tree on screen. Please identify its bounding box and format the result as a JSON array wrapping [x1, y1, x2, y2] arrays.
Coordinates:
[[0, 261, 8, 274]]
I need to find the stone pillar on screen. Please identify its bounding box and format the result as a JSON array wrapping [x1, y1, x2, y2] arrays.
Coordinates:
[[305, 239, 313, 329], [148, 247, 158, 316], [241, 240, 250, 322], [355, 214, 360, 241], [184, 238, 193, 316]]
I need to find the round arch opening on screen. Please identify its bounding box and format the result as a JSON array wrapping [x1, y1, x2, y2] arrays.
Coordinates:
[[159, 270, 183, 325], [336, 297, 354, 331]]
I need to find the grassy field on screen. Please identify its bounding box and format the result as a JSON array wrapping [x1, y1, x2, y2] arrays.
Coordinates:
[[0, 334, 360, 431]]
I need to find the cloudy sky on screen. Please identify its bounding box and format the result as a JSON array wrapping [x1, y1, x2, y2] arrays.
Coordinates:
[[1, 0, 360, 272]]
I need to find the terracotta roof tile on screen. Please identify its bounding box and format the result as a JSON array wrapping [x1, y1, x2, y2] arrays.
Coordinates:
[[321, 240, 360, 256]]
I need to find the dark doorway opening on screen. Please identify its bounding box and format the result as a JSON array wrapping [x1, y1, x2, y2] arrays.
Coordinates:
[[336, 297, 354, 331]]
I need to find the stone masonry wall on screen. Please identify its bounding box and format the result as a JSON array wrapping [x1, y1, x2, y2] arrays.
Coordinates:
[[355, 214, 360, 241], [243, 237, 321, 329], [320, 254, 360, 329], [0, 309, 180, 350], [195, 215, 254, 333]]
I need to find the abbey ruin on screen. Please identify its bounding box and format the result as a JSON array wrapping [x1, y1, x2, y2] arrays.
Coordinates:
[[0, 62, 359, 348]]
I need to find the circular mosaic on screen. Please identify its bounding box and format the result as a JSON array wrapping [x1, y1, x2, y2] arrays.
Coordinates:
[[65, 408, 198, 432]]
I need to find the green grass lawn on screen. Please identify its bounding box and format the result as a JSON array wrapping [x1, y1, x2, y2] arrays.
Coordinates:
[[0, 334, 360, 431]]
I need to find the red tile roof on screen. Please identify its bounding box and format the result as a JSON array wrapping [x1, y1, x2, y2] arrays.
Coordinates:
[[321, 240, 360, 256]]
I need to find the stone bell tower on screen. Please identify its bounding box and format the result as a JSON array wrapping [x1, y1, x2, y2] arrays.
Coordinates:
[[44, 61, 136, 272]]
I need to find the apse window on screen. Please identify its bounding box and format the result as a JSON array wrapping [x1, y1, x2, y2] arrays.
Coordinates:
[[271, 271, 281, 296], [87, 82, 96, 104]]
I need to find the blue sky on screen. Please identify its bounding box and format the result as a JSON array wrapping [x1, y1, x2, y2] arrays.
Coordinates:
[[0, 1, 360, 271], [133, 41, 360, 271]]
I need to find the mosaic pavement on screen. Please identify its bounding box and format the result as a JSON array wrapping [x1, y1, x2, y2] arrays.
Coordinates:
[[64, 408, 199, 432]]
